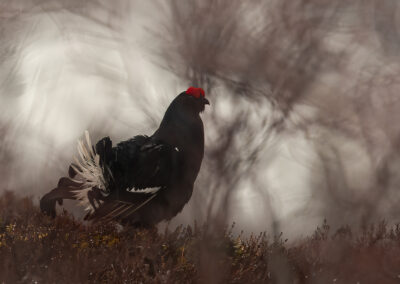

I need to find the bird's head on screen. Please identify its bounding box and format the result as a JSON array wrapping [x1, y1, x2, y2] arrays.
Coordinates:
[[174, 87, 210, 114]]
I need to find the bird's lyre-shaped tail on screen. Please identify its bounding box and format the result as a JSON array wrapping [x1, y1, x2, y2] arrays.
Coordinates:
[[40, 131, 111, 217]]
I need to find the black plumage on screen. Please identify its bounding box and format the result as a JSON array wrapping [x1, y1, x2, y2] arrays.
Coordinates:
[[40, 88, 209, 227]]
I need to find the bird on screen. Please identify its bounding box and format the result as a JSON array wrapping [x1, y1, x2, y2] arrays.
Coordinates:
[[40, 87, 209, 227]]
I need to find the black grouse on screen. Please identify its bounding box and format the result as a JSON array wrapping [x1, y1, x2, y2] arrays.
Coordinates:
[[40, 87, 209, 226]]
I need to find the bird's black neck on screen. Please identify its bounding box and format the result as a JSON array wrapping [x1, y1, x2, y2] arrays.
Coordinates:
[[153, 105, 204, 153]]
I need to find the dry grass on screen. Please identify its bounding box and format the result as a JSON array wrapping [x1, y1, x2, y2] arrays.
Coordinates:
[[1, 191, 400, 283]]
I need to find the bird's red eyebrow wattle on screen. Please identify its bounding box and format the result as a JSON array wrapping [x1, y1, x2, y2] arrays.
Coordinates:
[[186, 87, 205, 99]]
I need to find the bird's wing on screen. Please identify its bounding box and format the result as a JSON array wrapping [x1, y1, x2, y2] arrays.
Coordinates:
[[112, 137, 180, 191]]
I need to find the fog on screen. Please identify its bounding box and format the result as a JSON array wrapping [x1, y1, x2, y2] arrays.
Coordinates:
[[1, 0, 400, 238]]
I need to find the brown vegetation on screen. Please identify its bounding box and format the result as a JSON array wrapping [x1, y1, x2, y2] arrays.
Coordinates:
[[1, 191, 400, 283]]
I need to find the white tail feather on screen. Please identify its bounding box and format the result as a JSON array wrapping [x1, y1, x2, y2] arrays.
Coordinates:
[[72, 131, 109, 213]]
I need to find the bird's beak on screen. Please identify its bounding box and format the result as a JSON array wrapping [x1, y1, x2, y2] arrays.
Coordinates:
[[203, 98, 210, 105]]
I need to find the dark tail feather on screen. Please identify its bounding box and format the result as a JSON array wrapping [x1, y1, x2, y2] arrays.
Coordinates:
[[95, 136, 113, 165], [95, 136, 114, 183], [40, 177, 82, 217]]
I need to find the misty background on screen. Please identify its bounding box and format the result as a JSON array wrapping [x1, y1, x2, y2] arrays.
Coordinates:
[[1, 0, 400, 238]]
